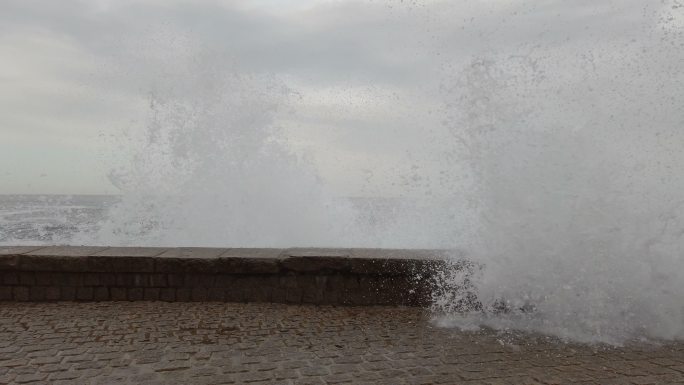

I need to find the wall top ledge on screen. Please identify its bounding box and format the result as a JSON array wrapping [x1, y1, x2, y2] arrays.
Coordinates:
[[0, 246, 461, 275]]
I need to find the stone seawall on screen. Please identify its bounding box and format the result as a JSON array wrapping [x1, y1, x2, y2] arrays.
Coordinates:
[[0, 246, 455, 306]]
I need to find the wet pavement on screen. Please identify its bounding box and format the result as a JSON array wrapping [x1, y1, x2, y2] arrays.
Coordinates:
[[1, 302, 683, 384]]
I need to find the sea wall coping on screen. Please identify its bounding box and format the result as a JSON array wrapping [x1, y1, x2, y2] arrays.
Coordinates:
[[0, 246, 452, 275]]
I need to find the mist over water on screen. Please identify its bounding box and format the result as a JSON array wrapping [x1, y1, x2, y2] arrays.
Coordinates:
[[4, 0, 684, 344]]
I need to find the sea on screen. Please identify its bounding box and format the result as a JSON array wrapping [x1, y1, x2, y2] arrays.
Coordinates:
[[0, 195, 119, 246]]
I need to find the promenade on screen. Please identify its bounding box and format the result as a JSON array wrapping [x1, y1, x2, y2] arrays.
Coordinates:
[[2, 302, 683, 385]]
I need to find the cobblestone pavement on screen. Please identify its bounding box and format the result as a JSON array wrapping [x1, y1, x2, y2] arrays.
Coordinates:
[[1, 302, 683, 385]]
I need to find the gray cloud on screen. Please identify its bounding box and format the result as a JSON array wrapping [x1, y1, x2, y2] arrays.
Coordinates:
[[0, 0, 681, 194]]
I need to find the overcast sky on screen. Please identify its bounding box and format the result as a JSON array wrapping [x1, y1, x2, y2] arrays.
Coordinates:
[[1, 0, 681, 195]]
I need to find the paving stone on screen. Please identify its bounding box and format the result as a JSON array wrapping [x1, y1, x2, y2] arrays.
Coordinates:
[[153, 361, 191, 372], [0, 302, 681, 384], [14, 372, 47, 383], [236, 370, 273, 382], [48, 370, 81, 380]]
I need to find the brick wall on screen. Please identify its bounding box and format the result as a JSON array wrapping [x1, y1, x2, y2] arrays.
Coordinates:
[[0, 246, 453, 306]]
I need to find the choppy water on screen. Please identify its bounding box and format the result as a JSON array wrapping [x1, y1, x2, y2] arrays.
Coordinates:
[[0, 195, 116, 246]]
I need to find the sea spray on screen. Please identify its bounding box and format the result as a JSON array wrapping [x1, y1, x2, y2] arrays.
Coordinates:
[[434, 47, 684, 344], [71, 49, 361, 247]]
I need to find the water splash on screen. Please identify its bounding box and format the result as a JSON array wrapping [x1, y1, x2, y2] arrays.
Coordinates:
[[72, 53, 363, 247], [434, 41, 684, 344]]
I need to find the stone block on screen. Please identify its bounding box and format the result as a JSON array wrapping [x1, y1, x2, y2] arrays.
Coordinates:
[[88, 248, 164, 273], [243, 283, 271, 303], [344, 276, 360, 289], [60, 287, 76, 301], [34, 272, 53, 285], [94, 287, 109, 301], [127, 288, 143, 301], [149, 274, 167, 287], [143, 288, 160, 301], [76, 287, 94, 301], [92, 247, 167, 258], [218, 249, 283, 274], [154, 258, 205, 274], [155, 248, 228, 273], [374, 277, 405, 305], [110, 257, 155, 273], [283, 252, 348, 274], [235, 258, 279, 274], [190, 287, 208, 302], [51, 273, 81, 286], [281, 256, 350, 273], [282, 248, 350, 258], [116, 274, 135, 286], [12, 286, 29, 301], [19, 272, 35, 285], [156, 247, 227, 259], [279, 275, 298, 288], [29, 286, 46, 301], [85, 256, 111, 272], [45, 287, 60, 301], [167, 274, 184, 287], [213, 257, 244, 273], [323, 289, 339, 305], [326, 275, 345, 291], [0, 255, 18, 270], [185, 274, 213, 287], [159, 288, 176, 302], [219, 248, 283, 259], [271, 286, 286, 303], [0, 246, 45, 255], [285, 288, 302, 304], [19, 255, 88, 272], [301, 287, 324, 304], [347, 258, 385, 275], [207, 287, 225, 301], [132, 274, 148, 287], [214, 274, 236, 287], [346, 290, 373, 306], [110, 288, 127, 301], [27, 246, 106, 257], [2, 272, 19, 285], [348, 258, 386, 275], [359, 276, 378, 291], [0, 286, 12, 300], [224, 287, 244, 302], [99, 273, 117, 286], [175, 288, 191, 301], [83, 273, 100, 286]]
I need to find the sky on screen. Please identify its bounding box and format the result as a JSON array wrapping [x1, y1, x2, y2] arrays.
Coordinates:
[[0, 0, 681, 195]]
